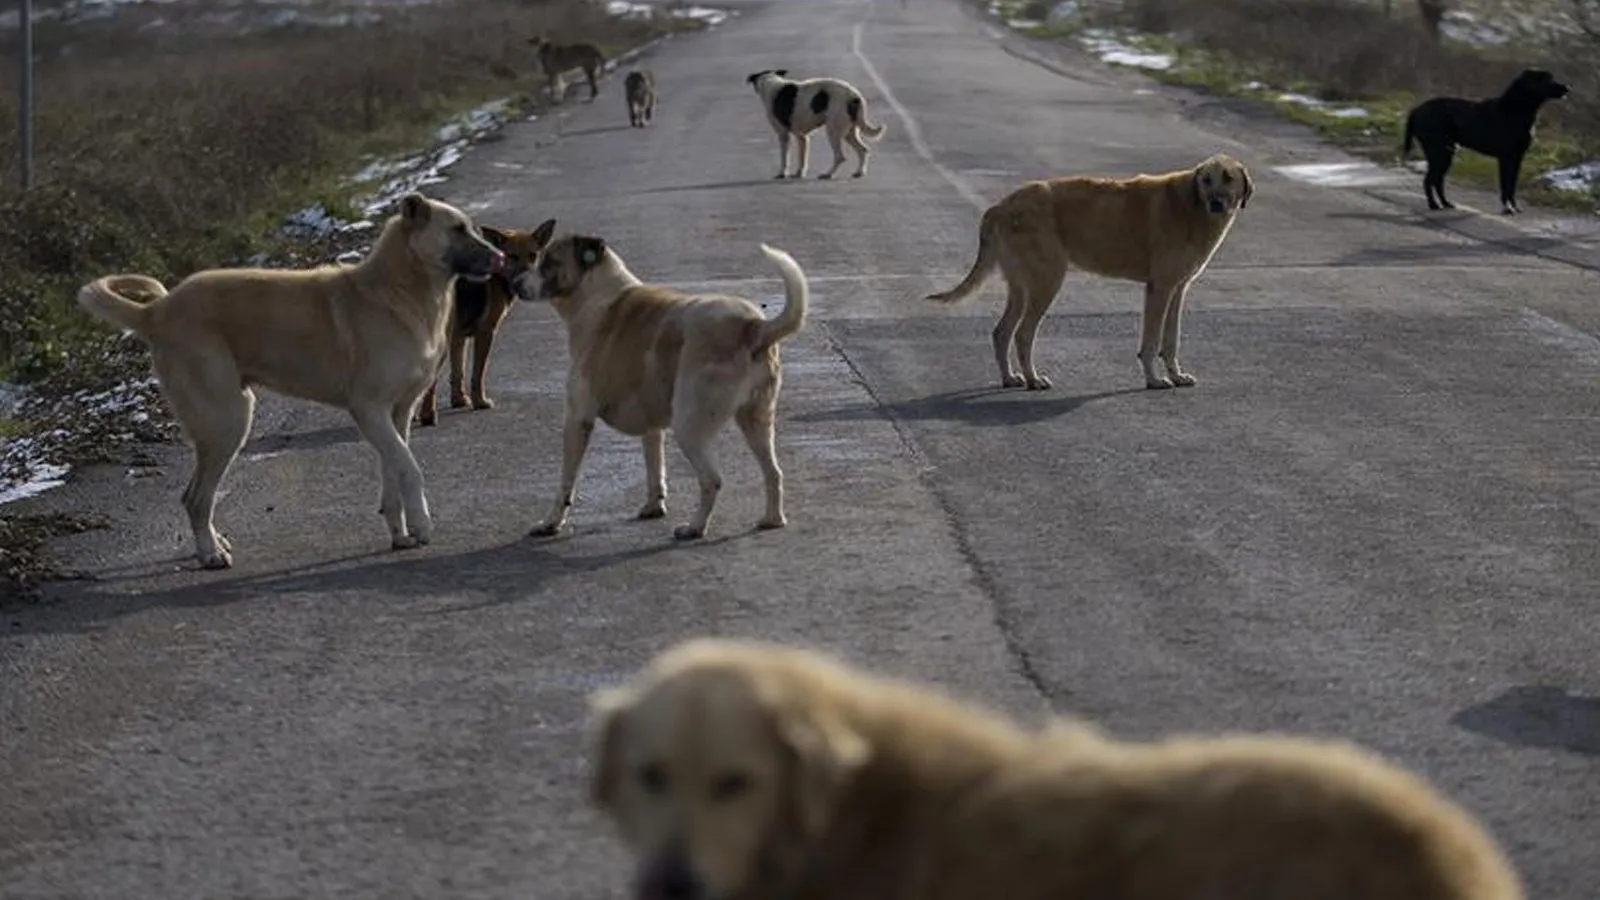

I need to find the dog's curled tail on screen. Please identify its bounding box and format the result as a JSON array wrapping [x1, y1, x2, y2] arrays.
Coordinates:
[[76, 274, 169, 337], [926, 206, 999, 305], [848, 97, 887, 140], [754, 243, 809, 352], [1400, 110, 1416, 159]]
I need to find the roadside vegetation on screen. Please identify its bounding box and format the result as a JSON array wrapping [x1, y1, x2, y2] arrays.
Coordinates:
[[0, 0, 712, 603], [988, 0, 1600, 212]]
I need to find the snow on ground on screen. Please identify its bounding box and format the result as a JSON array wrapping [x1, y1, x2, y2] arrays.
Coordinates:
[[0, 374, 166, 509], [1079, 28, 1174, 71], [1273, 92, 1370, 119], [1545, 161, 1600, 195], [605, 1, 730, 27]]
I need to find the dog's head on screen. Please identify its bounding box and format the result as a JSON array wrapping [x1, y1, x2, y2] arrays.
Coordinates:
[[514, 232, 613, 304], [479, 219, 557, 288], [396, 193, 506, 282], [746, 69, 789, 91], [590, 641, 871, 900], [1505, 68, 1570, 107], [527, 34, 549, 50], [1192, 153, 1254, 215]]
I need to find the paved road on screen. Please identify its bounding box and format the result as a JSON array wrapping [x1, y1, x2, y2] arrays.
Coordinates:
[[4, 0, 1600, 897]]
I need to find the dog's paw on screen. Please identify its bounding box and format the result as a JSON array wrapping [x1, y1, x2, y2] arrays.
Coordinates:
[[198, 548, 234, 570], [1145, 376, 1176, 390], [214, 532, 233, 553], [637, 499, 667, 520], [391, 534, 422, 550], [471, 397, 495, 411], [529, 521, 565, 538], [756, 514, 787, 531], [1025, 375, 1053, 391], [449, 393, 470, 409], [817, 172, 833, 180], [773, 172, 788, 180], [1169, 372, 1198, 387], [417, 414, 438, 427], [852, 171, 865, 179], [672, 523, 706, 541], [1001, 374, 1026, 389]]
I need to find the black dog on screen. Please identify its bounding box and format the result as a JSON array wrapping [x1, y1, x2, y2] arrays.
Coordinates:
[[1402, 68, 1570, 214]]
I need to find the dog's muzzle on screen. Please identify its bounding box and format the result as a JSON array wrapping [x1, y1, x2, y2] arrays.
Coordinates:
[[1207, 198, 1227, 214], [637, 850, 702, 900]]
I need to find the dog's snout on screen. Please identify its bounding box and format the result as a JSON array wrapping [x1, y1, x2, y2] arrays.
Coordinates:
[[1207, 198, 1226, 213], [639, 852, 701, 900], [487, 248, 507, 273]]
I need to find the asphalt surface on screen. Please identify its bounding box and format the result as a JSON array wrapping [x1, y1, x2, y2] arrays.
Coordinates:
[[4, 0, 1600, 897]]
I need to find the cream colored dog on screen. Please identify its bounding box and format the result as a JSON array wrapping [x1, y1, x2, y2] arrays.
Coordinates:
[[746, 70, 887, 180], [589, 638, 1524, 900], [512, 235, 808, 541], [76, 194, 506, 569], [927, 153, 1253, 391]]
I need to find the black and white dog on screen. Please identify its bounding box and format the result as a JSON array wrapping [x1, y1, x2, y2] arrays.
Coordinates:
[[1402, 68, 1570, 215], [746, 69, 888, 180]]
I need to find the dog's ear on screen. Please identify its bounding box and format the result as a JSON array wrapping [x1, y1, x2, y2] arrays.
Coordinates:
[[576, 236, 607, 269], [775, 69, 789, 78], [400, 193, 430, 224], [531, 218, 558, 249], [1240, 166, 1254, 209], [480, 226, 510, 249], [774, 703, 870, 839], [747, 70, 770, 86], [587, 686, 633, 809]]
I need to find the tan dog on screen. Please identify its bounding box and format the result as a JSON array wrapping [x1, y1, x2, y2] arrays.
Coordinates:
[[746, 70, 887, 180], [76, 194, 505, 569], [417, 221, 556, 427], [927, 153, 1253, 391], [528, 35, 605, 104], [589, 639, 1524, 900], [511, 235, 808, 541], [624, 69, 657, 128]]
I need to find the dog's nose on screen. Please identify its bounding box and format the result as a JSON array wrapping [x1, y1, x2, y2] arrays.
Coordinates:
[[488, 249, 507, 273], [1208, 199, 1226, 213], [640, 853, 701, 900]]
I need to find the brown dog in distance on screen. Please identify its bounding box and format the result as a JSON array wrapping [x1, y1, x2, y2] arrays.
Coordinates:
[[928, 153, 1253, 391], [590, 638, 1524, 900], [417, 220, 556, 427]]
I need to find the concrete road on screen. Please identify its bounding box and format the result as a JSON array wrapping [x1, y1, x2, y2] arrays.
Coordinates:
[[4, 0, 1599, 897]]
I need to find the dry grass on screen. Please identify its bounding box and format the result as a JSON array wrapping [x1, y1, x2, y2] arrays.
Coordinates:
[[0, 0, 676, 381]]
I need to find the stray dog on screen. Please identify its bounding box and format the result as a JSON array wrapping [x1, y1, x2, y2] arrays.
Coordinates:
[[1403, 68, 1570, 214], [527, 34, 605, 104], [76, 194, 505, 569], [746, 69, 887, 179], [590, 638, 1526, 900], [927, 153, 1253, 391], [624, 69, 657, 128], [510, 235, 808, 540], [417, 220, 557, 427]]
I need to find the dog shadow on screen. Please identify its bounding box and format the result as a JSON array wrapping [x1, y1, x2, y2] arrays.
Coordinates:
[[241, 424, 362, 457], [795, 386, 1145, 428], [1451, 685, 1600, 756], [638, 178, 803, 195], [560, 124, 635, 138]]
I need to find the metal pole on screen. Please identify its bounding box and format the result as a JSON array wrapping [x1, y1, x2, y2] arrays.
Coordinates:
[[20, 0, 34, 190]]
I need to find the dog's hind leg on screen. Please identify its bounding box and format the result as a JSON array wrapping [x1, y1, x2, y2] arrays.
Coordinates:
[[469, 331, 497, 410], [1157, 278, 1198, 388], [1424, 146, 1455, 210], [417, 364, 442, 427], [163, 355, 253, 569], [669, 398, 730, 541], [638, 429, 668, 520], [1013, 261, 1067, 391], [736, 398, 786, 530], [352, 403, 431, 549], [819, 123, 848, 180], [1497, 152, 1524, 214], [992, 281, 1028, 389], [846, 126, 871, 178], [585, 66, 599, 102]]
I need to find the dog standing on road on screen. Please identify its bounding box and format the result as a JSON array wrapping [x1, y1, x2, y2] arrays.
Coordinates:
[[624, 69, 656, 127], [746, 69, 887, 179], [417, 221, 556, 427], [927, 154, 1253, 391], [511, 235, 809, 541], [1402, 68, 1570, 214], [528, 34, 605, 104], [76, 194, 505, 569], [589, 638, 1526, 900]]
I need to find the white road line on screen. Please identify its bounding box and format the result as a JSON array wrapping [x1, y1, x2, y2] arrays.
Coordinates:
[[851, 20, 989, 212]]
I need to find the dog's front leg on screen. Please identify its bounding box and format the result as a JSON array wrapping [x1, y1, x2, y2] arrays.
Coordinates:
[[1157, 279, 1197, 388], [637, 429, 668, 519], [469, 331, 496, 410], [775, 131, 792, 179], [448, 330, 471, 409], [793, 133, 811, 179], [1138, 281, 1176, 390], [354, 404, 432, 548], [1498, 152, 1523, 214], [531, 405, 597, 537]]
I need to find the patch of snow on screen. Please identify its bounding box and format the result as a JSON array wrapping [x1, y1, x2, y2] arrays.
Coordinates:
[[1007, 17, 1045, 29], [1047, 2, 1079, 23], [1276, 92, 1368, 119], [1439, 10, 1512, 47], [0, 459, 70, 506], [0, 374, 165, 509], [1275, 161, 1408, 188], [1079, 30, 1174, 71], [1544, 161, 1600, 195], [605, 1, 729, 26]]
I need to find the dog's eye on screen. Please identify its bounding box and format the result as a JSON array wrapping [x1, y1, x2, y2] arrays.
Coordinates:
[[710, 772, 751, 802], [639, 763, 669, 795]]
